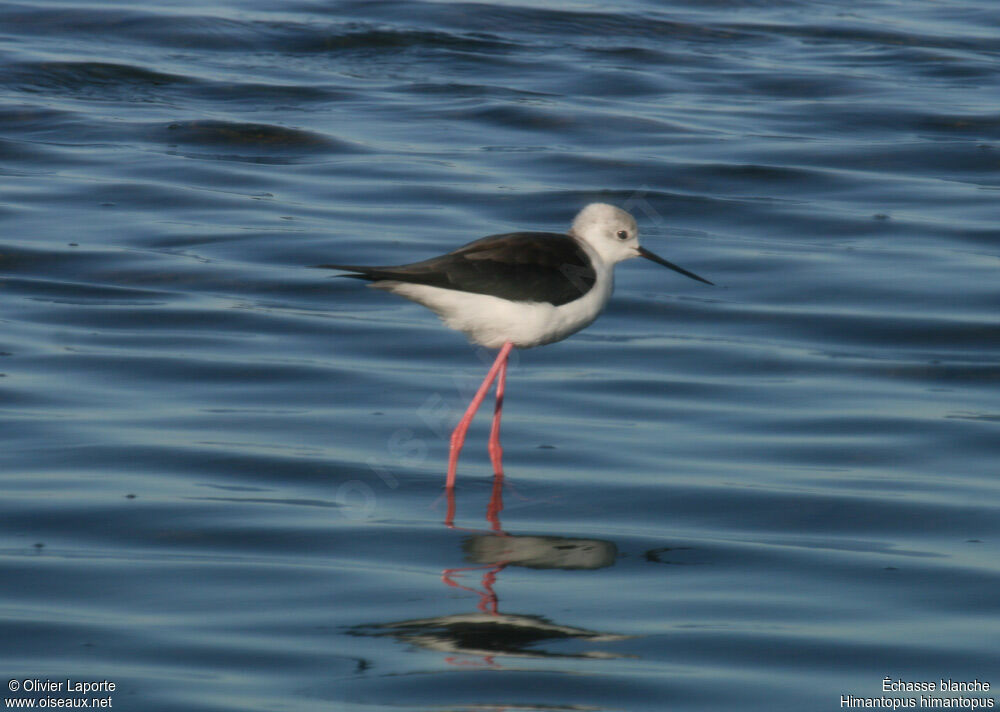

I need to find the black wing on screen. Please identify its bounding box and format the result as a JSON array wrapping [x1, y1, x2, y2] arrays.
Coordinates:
[[316, 232, 596, 306]]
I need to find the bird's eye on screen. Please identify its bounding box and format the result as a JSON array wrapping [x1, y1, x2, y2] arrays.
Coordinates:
[[616, 230, 629, 240]]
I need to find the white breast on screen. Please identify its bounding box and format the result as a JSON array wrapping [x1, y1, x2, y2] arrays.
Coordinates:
[[374, 270, 614, 349]]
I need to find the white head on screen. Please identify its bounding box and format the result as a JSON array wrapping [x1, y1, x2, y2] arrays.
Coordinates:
[[569, 202, 713, 284], [569, 203, 640, 266]]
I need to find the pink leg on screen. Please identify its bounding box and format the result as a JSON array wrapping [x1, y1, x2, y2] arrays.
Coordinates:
[[486, 467, 505, 533], [487, 353, 508, 476], [485, 351, 509, 530], [446, 341, 514, 490]]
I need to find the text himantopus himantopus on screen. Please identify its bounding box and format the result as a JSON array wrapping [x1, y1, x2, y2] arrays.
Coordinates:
[[317, 203, 712, 489]]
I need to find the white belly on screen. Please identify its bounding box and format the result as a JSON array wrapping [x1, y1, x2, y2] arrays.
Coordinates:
[[374, 275, 613, 349]]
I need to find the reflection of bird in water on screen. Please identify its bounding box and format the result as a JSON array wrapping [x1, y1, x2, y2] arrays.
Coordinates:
[[350, 534, 627, 665], [441, 534, 618, 616], [354, 612, 630, 664], [427, 534, 624, 666], [463, 534, 617, 570], [317, 203, 711, 490]]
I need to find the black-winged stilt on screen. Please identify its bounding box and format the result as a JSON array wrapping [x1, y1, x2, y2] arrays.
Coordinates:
[[317, 203, 712, 489]]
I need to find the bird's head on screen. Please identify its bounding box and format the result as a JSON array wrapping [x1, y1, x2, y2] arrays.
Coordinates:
[[570, 202, 712, 285]]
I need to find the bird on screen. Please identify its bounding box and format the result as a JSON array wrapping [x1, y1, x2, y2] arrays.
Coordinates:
[[316, 203, 712, 490]]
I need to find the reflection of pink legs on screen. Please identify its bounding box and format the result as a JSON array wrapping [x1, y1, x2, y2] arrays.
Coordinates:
[[446, 341, 514, 490], [441, 562, 508, 668], [444, 477, 508, 533], [441, 562, 507, 616]]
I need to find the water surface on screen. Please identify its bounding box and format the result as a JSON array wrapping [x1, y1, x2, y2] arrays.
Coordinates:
[[2, 1, 999, 710]]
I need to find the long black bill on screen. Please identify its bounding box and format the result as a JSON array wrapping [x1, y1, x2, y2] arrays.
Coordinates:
[[638, 246, 713, 285]]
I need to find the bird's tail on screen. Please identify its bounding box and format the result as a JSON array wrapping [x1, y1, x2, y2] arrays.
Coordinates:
[[312, 263, 374, 279]]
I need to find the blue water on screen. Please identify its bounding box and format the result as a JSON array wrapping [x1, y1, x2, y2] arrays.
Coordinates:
[[2, 1, 999, 710]]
